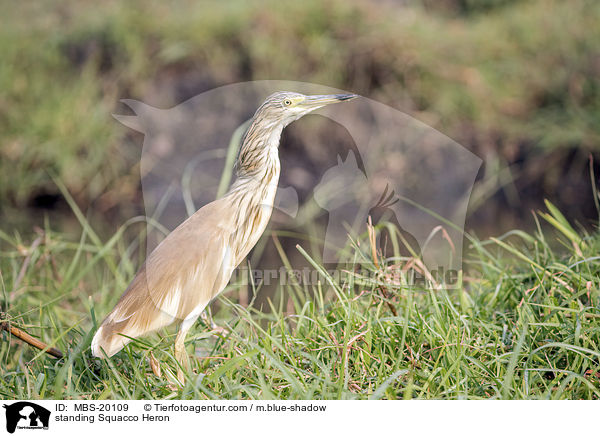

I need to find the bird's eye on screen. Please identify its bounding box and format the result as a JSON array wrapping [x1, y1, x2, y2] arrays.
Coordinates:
[[283, 99, 292, 106]]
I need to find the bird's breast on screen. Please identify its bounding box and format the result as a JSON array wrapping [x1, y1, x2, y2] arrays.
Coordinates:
[[229, 166, 280, 263]]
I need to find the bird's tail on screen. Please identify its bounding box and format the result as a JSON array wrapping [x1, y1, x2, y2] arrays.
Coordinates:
[[91, 319, 134, 358], [91, 297, 177, 358]]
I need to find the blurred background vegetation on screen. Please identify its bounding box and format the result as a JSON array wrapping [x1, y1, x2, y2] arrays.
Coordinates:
[[1, 0, 599, 236]]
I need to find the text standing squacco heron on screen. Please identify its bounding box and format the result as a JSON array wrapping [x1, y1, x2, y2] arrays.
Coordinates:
[[91, 91, 357, 382]]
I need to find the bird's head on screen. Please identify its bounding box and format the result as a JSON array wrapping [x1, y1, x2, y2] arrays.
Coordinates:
[[235, 90, 358, 177], [255, 91, 358, 127]]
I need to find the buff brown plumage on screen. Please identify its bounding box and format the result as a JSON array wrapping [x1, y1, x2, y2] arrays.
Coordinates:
[[91, 91, 357, 383]]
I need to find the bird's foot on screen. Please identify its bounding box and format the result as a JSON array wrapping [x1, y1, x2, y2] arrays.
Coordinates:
[[174, 344, 190, 386], [200, 312, 229, 336], [210, 325, 229, 336], [148, 350, 185, 388], [149, 351, 162, 378], [176, 367, 185, 386]]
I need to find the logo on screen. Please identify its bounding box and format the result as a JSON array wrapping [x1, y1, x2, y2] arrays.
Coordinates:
[[2, 402, 50, 433], [113, 80, 482, 309]]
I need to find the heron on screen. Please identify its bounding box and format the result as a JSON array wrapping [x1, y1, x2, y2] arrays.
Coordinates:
[[91, 91, 357, 382]]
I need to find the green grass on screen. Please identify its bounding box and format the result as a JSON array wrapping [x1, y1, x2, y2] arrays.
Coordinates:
[[1, 200, 599, 399]]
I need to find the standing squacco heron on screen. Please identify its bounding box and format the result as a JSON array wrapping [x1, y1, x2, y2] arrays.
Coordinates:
[[91, 91, 357, 381]]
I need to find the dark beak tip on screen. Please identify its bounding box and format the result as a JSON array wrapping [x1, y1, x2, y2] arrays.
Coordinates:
[[336, 94, 358, 101]]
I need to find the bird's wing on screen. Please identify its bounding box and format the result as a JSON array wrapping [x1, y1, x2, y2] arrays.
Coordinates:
[[91, 198, 237, 357]]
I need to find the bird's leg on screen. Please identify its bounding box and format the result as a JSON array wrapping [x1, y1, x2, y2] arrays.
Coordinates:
[[200, 309, 228, 335], [200, 310, 215, 328], [174, 319, 196, 385]]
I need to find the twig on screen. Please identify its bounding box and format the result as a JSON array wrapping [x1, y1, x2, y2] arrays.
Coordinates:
[[1, 322, 63, 359], [367, 216, 398, 316]]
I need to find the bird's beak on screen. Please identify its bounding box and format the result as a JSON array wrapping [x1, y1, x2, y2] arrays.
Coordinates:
[[301, 93, 358, 107]]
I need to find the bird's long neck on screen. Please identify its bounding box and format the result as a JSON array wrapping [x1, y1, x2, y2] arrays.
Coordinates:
[[229, 116, 283, 195], [234, 114, 283, 179], [223, 117, 283, 259]]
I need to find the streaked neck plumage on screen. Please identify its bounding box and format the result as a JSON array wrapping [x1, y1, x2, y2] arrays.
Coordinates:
[[229, 115, 283, 196], [223, 116, 283, 260]]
